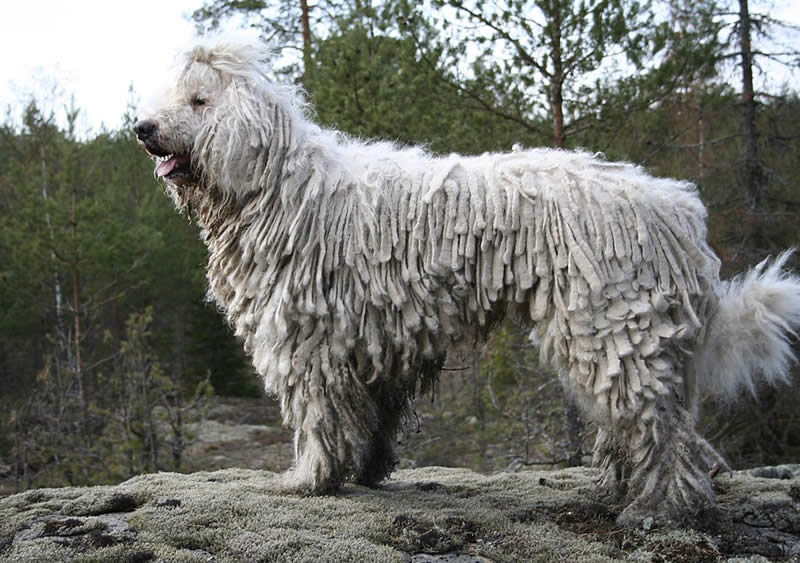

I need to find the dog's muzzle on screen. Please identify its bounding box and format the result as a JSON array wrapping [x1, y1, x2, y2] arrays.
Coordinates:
[[133, 119, 195, 184]]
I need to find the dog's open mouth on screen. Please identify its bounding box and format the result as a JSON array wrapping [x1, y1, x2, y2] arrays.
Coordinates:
[[153, 153, 194, 184]]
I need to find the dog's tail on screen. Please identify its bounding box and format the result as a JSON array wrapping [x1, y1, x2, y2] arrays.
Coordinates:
[[692, 250, 800, 403]]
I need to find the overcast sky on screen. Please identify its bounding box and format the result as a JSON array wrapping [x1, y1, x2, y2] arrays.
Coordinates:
[[1, 0, 217, 133], [2, 0, 799, 136]]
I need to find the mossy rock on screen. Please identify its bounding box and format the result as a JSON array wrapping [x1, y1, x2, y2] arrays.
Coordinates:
[[1, 466, 798, 562]]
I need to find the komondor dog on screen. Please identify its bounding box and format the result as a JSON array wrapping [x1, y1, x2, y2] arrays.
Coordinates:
[[134, 39, 800, 525]]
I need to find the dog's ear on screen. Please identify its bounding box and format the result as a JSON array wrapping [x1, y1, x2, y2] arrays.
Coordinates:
[[199, 77, 277, 198]]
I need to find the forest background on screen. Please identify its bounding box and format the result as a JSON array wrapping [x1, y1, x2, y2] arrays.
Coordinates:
[[1, 0, 799, 492]]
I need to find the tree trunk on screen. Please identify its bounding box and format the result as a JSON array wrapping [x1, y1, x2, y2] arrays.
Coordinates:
[[697, 91, 706, 182], [549, 1, 566, 148], [142, 360, 159, 472], [171, 313, 186, 470], [738, 0, 763, 208], [550, 82, 566, 149], [38, 145, 67, 371], [300, 0, 313, 83], [71, 184, 87, 420], [550, 15, 585, 461]]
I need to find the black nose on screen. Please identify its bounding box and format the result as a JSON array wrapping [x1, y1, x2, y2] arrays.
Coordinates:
[[134, 119, 157, 140]]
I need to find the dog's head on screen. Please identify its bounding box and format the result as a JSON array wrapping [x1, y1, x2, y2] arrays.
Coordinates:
[[134, 39, 305, 200]]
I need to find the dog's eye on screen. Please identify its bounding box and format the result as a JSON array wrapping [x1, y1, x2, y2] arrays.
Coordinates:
[[191, 96, 207, 108]]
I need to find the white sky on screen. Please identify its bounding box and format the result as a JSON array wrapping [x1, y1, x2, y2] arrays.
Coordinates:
[[0, 0, 214, 134], [1, 0, 799, 137]]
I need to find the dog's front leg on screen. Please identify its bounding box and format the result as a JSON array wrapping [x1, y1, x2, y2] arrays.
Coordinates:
[[276, 350, 379, 494]]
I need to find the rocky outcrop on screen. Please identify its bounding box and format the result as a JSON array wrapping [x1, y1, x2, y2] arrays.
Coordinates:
[[1, 466, 798, 562]]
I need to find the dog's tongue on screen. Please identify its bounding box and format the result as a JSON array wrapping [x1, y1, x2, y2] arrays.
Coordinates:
[[156, 155, 188, 177]]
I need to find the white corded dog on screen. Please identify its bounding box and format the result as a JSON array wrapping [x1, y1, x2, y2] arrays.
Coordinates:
[[134, 38, 800, 525]]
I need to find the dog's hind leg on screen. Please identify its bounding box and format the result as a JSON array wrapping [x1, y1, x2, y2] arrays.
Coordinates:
[[611, 394, 728, 526], [577, 357, 728, 526], [590, 427, 628, 504], [558, 319, 727, 525]]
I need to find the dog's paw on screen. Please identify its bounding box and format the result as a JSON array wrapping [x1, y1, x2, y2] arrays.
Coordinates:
[[616, 506, 661, 530], [272, 467, 341, 496]]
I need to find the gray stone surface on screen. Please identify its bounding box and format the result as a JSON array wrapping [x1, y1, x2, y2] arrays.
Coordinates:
[[1, 466, 798, 562]]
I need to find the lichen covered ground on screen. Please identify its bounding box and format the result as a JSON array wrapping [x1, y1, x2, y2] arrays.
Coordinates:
[[1, 466, 798, 562]]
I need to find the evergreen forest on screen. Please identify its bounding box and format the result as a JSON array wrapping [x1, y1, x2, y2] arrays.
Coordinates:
[[1, 0, 798, 492]]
